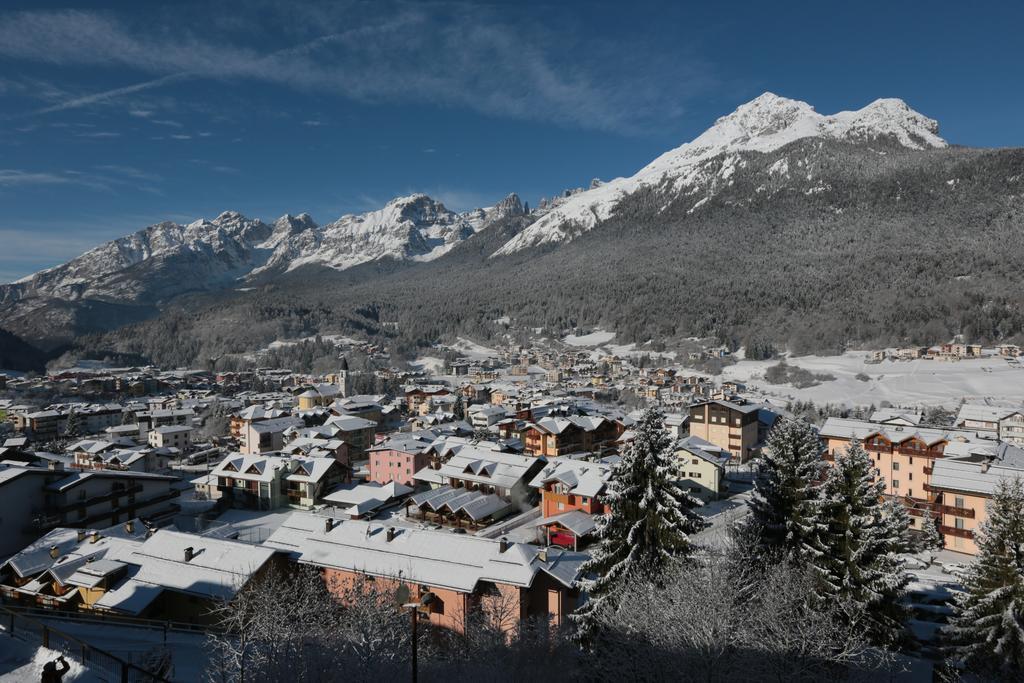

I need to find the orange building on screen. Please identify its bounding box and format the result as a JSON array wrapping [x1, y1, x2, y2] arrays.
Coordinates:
[[264, 513, 587, 634], [520, 416, 620, 457], [528, 458, 612, 549], [819, 417, 997, 553]]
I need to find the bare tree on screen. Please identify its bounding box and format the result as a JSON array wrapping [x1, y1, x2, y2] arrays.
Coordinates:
[[205, 565, 413, 683]]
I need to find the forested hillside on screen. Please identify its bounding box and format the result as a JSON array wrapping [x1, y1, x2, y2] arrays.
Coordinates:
[[69, 138, 1024, 368]]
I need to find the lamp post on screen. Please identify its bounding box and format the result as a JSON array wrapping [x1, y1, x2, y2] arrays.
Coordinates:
[[400, 590, 434, 682]]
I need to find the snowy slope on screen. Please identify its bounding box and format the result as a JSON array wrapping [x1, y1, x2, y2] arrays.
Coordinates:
[[493, 93, 946, 255], [256, 193, 521, 274]]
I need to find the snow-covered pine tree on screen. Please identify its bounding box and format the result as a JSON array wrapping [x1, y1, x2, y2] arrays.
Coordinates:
[[747, 417, 827, 560], [571, 407, 707, 645], [945, 477, 1024, 679], [808, 441, 910, 646], [63, 409, 81, 439], [453, 393, 465, 421]]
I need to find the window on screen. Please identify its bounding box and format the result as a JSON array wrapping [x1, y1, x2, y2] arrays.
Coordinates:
[[954, 517, 965, 530], [892, 462, 900, 471], [892, 480, 900, 489], [955, 496, 965, 509], [557, 502, 565, 511], [908, 473, 913, 481]]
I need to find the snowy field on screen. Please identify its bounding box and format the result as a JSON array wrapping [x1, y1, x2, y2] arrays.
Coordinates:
[[723, 353, 1024, 408], [563, 330, 617, 347]]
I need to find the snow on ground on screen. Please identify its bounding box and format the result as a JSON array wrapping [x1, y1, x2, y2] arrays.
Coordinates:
[[409, 356, 446, 374], [722, 352, 1024, 408], [0, 637, 98, 682], [31, 619, 209, 683], [562, 330, 616, 347], [451, 337, 499, 360]]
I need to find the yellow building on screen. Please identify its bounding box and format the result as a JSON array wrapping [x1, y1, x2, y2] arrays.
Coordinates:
[[673, 435, 730, 502]]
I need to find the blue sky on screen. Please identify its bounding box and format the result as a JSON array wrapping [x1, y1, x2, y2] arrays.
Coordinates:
[[1, 0, 1023, 282]]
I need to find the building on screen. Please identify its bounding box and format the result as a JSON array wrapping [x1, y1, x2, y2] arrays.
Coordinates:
[[520, 416, 619, 457], [147, 425, 193, 452], [264, 513, 587, 635], [527, 458, 612, 549], [468, 404, 509, 430], [0, 463, 180, 558], [673, 435, 731, 502], [686, 399, 762, 462], [323, 481, 414, 519], [919, 442, 1024, 554], [819, 417, 993, 536], [240, 416, 303, 455], [368, 433, 434, 486], [954, 404, 1024, 445], [209, 453, 346, 510], [404, 385, 451, 413], [0, 524, 275, 621]]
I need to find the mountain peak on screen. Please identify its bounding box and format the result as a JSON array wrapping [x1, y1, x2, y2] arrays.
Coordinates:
[[494, 93, 947, 256]]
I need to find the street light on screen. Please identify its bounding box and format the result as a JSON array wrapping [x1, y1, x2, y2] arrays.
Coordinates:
[[399, 588, 434, 683]]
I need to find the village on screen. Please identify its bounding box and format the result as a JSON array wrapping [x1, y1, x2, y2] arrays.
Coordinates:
[[0, 333, 1022, 680]]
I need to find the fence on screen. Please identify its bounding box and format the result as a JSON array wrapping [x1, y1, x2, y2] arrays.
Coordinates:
[[0, 605, 173, 683]]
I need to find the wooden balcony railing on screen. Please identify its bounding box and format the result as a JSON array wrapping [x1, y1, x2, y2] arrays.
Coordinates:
[[939, 525, 974, 540]]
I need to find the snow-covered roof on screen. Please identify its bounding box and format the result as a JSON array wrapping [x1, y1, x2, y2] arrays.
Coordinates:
[[536, 510, 597, 536], [819, 417, 990, 448], [262, 512, 587, 593], [930, 442, 1024, 496], [955, 403, 1024, 426], [438, 447, 539, 489], [528, 458, 611, 498]]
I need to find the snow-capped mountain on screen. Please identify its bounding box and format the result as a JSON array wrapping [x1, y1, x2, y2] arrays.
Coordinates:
[[255, 193, 517, 274], [5, 211, 275, 303], [0, 193, 521, 343], [494, 93, 946, 255]]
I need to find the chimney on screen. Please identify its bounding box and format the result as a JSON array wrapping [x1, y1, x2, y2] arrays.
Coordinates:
[[386, 527, 396, 542], [184, 546, 195, 562], [49, 545, 60, 559], [537, 548, 548, 563], [124, 521, 134, 534], [89, 531, 100, 544], [499, 537, 510, 553], [324, 517, 334, 533], [76, 529, 86, 543]]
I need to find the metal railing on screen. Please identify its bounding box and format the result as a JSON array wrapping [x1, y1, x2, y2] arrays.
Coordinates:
[[0, 604, 173, 683]]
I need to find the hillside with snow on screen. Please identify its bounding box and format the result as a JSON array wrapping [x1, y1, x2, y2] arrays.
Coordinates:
[[493, 93, 947, 255]]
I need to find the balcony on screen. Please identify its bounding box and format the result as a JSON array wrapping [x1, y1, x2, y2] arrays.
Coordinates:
[[923, 466, 933, 476], [939, 505, 975, 519], [939, 525, 973, 540]]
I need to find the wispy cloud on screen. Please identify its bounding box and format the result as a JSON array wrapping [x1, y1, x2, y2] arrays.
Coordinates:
[[0, 6, 713, 134], [301, 120, 322, 126], [31, 73, 189, 115]]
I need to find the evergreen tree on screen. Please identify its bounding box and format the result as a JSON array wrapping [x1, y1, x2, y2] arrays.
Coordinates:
[[747, 417, 826, 559], [63, 409, 82, 439], [946, 477, 1024, 680], [571, 407, 707, 644], [453, 393, 465, 421], [807, 442, 910, 646]]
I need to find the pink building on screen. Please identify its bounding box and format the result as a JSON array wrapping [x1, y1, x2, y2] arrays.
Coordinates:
[[368, 434, 433, 486]]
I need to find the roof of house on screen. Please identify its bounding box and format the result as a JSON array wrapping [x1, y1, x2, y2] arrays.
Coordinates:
[[535, 510, 598, 536], [326, 415, 377, 432], [527, 458, 611, 498], [262, 512, 587, 593], [869, 408, 923, 426], [819, 417, 990, 448], [956, 404, 1024, 425], [675, 435, 732, 467], [930, 442, 1024, 496], [438, 447, 540, 490]]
